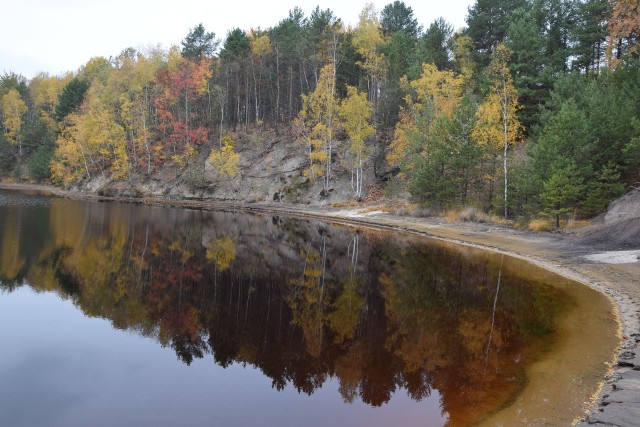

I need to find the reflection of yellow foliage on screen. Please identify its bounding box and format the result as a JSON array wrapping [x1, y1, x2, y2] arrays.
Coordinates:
[[237, 343, 259, 365], [286, 244, 327, 357], [380, 272, 445, 373], [168, 237, 194, 262], [334, 343, 365, 403], [206, 236, 236, 272], [0, 211, 26, 280], [328, 279, 364, 345], [168, 240, 182, 252], [458, 310, 504, 357]]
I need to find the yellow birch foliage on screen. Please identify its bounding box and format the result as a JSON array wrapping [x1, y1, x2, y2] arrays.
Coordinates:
[[471, 46, 522, 152], [353, 3, 387, 102], [472, 92, 520, 150], [30, 73, 69, 128], [297, 63, 336, 181], [339, 86, 375, 162], [250, 33, 271, 57], [453, 35, 476, 89], [51, 113, 91, 185], [84, 97, 129, 179], [387, 64, 464, 171], [51, 94, 129, 184], [208, 135, 240, 177], [472, 43, 522, 217], [1, 88, 27, 146], [411, 63, 464, 118]]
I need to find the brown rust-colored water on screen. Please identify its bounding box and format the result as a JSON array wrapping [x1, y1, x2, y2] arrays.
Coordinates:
[[0, 189, 618, 426]]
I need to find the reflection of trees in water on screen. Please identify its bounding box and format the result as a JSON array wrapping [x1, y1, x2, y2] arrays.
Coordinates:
[[0, 198, 568, 424]]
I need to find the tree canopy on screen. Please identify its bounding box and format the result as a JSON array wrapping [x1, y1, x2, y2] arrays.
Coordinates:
[[1, 0, 638, 226]]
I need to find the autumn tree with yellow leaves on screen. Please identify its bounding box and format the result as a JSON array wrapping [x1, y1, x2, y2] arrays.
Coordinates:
[[471, 44, 522, 218], [1, 88, 27, 158], [387, 63, 464, 174], [295, 63, 337, 190], [208, 135, 240, 177], [339, 86, 375, 198], [353, 3, 387, 120]]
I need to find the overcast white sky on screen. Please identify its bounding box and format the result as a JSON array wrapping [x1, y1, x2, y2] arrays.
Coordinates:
[[0, 0, 473, 79]]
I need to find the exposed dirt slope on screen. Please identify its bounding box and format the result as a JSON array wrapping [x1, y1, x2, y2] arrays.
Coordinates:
[[575, 188, 640, 250], [74, 131, 384, 206]]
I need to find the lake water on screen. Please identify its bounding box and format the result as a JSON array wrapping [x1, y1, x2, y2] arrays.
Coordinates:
[[0, 189, 618, 426]]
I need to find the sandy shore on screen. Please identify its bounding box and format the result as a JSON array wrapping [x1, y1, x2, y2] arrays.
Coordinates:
[[2, 182, 638, 424]]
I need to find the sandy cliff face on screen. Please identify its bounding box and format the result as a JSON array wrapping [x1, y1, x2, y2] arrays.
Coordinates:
[[577, 187, 640, 250], [605, 187, 640, 223], [74, 132, 384, 206]]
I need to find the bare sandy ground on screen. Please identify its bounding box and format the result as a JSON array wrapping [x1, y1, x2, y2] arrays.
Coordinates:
[[2, 182, 638, 424]]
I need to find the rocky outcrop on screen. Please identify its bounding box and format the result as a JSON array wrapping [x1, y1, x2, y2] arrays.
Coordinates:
[[576, 188, 640, 250], [74, 133, 379, 207]]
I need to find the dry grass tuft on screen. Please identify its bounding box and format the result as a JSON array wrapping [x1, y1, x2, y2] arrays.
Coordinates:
[[527, 218, 554, 232], [331, 201, 359, 208], [445, 207, 493, 223], [489, 215, 512, 225], [564, 218, 589, 229]]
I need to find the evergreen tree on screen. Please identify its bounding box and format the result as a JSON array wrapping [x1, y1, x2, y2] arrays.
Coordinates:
[[506, 7, 549, 131], [571, 0, 608, 73], [531, 98, 593, 185], [380, 1, 419, 37], [465, 0, 527, 66], [410, 18, 454, 77], [181, 23, 219, 59], [409, 94, 481, 206], [582, 162, 625, 216], [55, 77, 89, 121], [0, 72, 29, 100], [542, 160, 584, 227]]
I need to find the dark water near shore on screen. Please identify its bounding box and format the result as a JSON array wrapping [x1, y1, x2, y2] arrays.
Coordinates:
[[0, 189, 618, 426]]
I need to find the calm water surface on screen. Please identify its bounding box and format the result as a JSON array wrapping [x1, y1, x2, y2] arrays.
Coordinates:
[[0, 189, 618, 426]]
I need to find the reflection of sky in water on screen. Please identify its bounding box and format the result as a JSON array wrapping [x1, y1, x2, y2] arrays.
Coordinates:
[[0, 287, 447, 427]]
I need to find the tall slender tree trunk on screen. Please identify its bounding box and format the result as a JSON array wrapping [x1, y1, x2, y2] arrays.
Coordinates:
[[275, 47, 280, 133], [185, 91, 189, 145], [503, 117, 508, 219], [288, 64, 293, 126], [501, 72, 509, 219], [252, 58, 259, 123]]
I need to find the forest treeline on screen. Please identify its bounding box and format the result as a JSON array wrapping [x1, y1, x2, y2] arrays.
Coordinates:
[[1, 0, 639, 224]]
